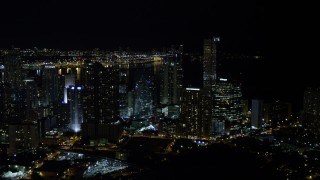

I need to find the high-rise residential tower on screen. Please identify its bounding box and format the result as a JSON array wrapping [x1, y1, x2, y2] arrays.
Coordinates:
[[159, 49, 183, 106], [81, 61, 119, 124], [179, 88, 211, 139]]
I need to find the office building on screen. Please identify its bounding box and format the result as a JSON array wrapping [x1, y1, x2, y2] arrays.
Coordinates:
[[212, 78, 243, 134]]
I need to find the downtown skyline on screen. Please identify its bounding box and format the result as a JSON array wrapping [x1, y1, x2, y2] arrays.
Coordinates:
[[0, 0, 317, 112], [1, 1, 320, 178]]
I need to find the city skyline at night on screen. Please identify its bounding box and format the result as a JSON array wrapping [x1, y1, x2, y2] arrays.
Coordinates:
[[1, 0, 319, 179], [0, 0, 317, 112]]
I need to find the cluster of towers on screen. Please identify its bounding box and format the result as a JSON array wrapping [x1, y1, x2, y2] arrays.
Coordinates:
[[178, 37, 243, 139], [0, 38, 249, 153]]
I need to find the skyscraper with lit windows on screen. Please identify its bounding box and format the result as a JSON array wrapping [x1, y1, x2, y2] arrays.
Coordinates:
[[0, 82, 7, 125], [179, 88, 211, 139], [118, 63, 129, 118], [2, 51, 27, 123], [212, 78, 243, 135], [69, 86, 83, 132], [81, 61, 119, 124], [0, 64, 4, 83], [159, 50, 183, 105], [81, 61, 120, 140], [22, 78, 39, 122], [203, 37, 219, 88], [251, 99, 264, 129], [63, 74, 75, 104], [41, 64, 58, 107], [303, 87, 320, 135]]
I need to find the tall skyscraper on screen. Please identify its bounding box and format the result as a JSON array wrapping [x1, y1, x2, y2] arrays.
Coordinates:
[[81, 61, 121, 141], [57, 71, 76, 128], [251, 99, 264, 129], [119, 63, 129, 118], [2, 52, 27, 123], [3, 52, 25, 89], [0, 82, 7, 125], [303, 87, 320, 135], [203, 37, 219, 88], [81, 61, 121, 139], [69, 86, 83, 132], [63, 74, 75, 104], [159, 50, 183, 105], [179, 88, 211, 139], [23, 78, 38, 106], [132, 76, 154, 117], [81, 61, 119, 137], [41, 64, 58, 107], [0, 64, 4, 83], [212, 78, 243, 134], [22, 78, 39, 122]]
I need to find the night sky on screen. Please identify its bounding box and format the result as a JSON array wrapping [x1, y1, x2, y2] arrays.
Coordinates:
[[0, 0, 264, 51], [0, 1, 318, 113]]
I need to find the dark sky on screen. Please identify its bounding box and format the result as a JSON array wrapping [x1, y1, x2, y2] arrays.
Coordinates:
[[0, 0, 264, 52], [0, 1, 318, 113]]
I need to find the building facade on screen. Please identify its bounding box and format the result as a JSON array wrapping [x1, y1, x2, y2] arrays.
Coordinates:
[[179, 88, 211, 139]]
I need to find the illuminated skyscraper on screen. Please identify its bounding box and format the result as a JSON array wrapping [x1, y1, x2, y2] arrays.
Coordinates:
[[251, 99, 264, 129], [2, 52, 27, 123], [0, 82, 7, 125], [81, 61, 119, 127], [119, 63, 129, 118], [203, 37, 219, 88], [23, 78, 38, 109], [132, 76, 154, 117], [41, 64, 58, 107], [63, 74, 75, 104], [57, 71, 75, 127], [212, 78, 243, 135], [0, 64, 4, 83], [69, 86, 83, 132], [81, 61, 120, 140], [0, 65, 9, 125], [179, 88, 211, 139], [22, 78, 39, 122], [3, 52, 24, 89], [303, 87, 320, 135], [159, 50, 183, 105]]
